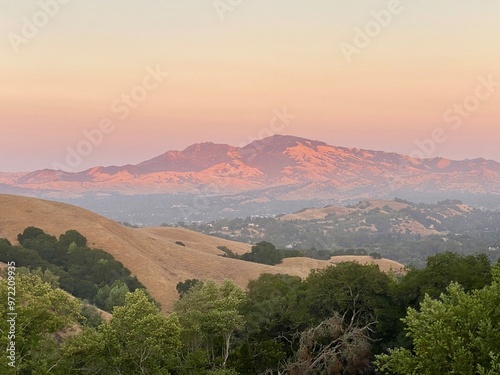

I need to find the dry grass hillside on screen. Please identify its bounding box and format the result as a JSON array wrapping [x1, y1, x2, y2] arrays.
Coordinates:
[[278, 199, 411, 221], [0, 194, 405, 311], [278, 256, 405, 275], [277, 199, 447, 236]]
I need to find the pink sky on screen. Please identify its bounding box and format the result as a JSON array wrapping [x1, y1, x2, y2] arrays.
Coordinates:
[[1, 1, 499, 172]]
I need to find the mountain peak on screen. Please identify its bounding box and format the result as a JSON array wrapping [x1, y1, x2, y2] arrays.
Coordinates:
[[183, 141, 233, 154], [136, 142, 235, 173], [243, 134, 326, 150], [1, 135, 500, 199]]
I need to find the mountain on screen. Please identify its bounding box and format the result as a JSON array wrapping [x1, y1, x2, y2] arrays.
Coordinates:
[[0, 194, 404, 310], [1, 135, 500, 201]]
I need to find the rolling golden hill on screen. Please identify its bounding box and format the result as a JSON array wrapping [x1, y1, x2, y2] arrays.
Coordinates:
[[278, 199, 412, 221], [277, 199, 449, 236], [0, 194, 405, 311]]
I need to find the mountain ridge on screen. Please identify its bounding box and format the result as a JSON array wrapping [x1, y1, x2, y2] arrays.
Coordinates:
[[1, 135, 499, 200]]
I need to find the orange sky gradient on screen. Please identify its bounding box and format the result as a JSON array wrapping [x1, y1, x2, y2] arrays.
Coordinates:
[[1, 0, 499, 172]]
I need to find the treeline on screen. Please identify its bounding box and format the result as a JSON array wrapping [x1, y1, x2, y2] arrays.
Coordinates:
[[218, 241, 301, 265], [218, 241, 381, 266], [0, 227, 143, 311], [1, 251, 499, 374]]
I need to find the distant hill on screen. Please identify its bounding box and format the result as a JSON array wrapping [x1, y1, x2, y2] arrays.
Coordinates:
[[187, 198, 500, 267], [0, 194, 404, 310], [279, 199, 413, 221], [1, 135, 499, 203], [277, 198, 475, 236]]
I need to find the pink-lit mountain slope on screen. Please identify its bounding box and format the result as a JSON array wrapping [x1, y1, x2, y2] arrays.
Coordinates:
[[1, 135, 499, 199]]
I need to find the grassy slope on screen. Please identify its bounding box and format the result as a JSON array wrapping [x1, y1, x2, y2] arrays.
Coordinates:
[[0, 195, 404, 311]]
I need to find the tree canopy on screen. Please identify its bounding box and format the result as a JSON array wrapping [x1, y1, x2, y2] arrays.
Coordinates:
[[1, 230, 498, 374], [376, 263, 500, 374], [0, 227, 144, 312]]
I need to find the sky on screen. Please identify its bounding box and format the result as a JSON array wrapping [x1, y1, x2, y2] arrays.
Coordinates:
[[1, 0, 499, 172]]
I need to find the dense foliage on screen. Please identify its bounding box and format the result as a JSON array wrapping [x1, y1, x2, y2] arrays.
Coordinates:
[[0, 227, 143, 311], [218, 241, 298, 266], [1, 236, 498, 373], [376, 263, 500, 374]]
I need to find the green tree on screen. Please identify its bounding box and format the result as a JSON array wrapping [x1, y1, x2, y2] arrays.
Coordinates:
[[94, 281, 130, 312], [397, 252, 492, 310], [0, 268, 82, 373], [376, 263, 500, 374], [241, 241, 283, 265], [61, 327, 107, 373], [79, 303, 104, 328], [95, 284, 111, 310], [174, 280, 245, 370], [304, 263, 394, 326], [105, 280, 130, 311], [17, 226, 48, 243], [63, 289, 181, 374], [18, 266, 60, 289], [59, 229, 88, 248], [236, 274, 306, 374], [176, 279, 201, 298], [303, 262, 400, 355]]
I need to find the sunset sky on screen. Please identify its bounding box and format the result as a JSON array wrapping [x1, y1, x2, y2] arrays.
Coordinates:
[[1, 0, 499, 172]]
